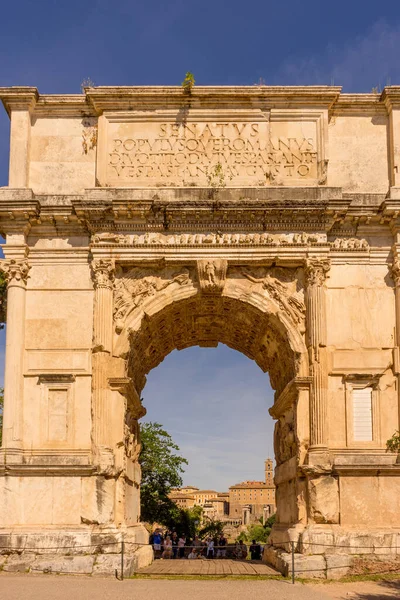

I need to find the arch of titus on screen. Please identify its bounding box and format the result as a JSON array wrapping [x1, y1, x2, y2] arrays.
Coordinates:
[[0, 85, 400, 575]]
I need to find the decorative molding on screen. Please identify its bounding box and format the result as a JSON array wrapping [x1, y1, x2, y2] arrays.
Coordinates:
[[38, 374, 76, 384]]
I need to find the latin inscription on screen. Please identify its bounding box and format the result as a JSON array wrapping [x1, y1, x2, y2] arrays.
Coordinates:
[[106, 121, 319, 185]]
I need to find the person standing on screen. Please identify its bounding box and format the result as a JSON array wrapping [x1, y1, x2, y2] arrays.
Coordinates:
[[217, 534, 227, 558], [162, 535, 173, 559], [171, 531, 178, 559], [206, 537, 214, 559], [178, 535, 186, 559], [152, 529, 163, 559], [249, 539, 262, 560], [239, 540, 248, 559]]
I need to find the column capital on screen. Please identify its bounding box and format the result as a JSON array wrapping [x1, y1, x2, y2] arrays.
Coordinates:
[[390, 256, 400, 286], [304, 257, 331, 287], [1, 258, 30, 286], [91, 258, 115, 289]]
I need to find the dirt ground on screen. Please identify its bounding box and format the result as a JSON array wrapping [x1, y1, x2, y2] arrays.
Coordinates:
[[0, 573, 400, 600]]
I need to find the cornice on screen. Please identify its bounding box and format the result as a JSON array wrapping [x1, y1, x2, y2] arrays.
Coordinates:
[[0, 85, 343, 118], [0, 187, 396, 238], [382, 86, 400, 110], [3, 86, 400, 119], [331, 93, 386, 116], [85, 85, 342, 114], [35, 95, 94, 117], [0, 86, 38, 116]]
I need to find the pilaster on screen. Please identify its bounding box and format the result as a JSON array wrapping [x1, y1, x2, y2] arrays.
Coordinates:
[[389, 249, 400, 433], [304, 257, 330, 453], [0, 252, 30, 459], [90, 259, 115, 464], [0, 88, 38, 188]]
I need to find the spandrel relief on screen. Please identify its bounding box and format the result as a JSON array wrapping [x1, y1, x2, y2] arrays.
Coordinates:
[[113, 266, 191, 333], [236, 266, 306, 329]]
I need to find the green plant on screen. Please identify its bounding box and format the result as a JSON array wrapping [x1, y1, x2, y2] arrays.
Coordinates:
[[207, 162, 225, 189], [182, 72, 195, 94], [81, 77, 96, 93], [139, 422, 188, 524], [386, 431, 400, 453], [198, 518, 224, 540]]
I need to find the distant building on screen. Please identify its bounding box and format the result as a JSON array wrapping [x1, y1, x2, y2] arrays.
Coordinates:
[[193, 490, 218, 506], [168, 492, 195, 510], [228, 459, 275, 521], [169, 459, 275, 527]]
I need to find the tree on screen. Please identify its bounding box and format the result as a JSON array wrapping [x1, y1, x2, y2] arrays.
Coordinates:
[[198, 518, 225, 540], [238, 514, 276, 543], [0, 388, 3, 446], [139, 422, 188, 525]]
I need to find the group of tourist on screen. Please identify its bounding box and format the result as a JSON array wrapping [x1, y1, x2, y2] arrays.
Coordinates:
[[149, 529, 263, 561]]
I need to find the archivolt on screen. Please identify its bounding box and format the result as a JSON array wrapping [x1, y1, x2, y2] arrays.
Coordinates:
[[113, 271, 308, 399]]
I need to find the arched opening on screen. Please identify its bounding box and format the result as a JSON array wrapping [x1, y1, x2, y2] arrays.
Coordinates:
[[142, 343, 276, 543], [112, 262, 310, 540]]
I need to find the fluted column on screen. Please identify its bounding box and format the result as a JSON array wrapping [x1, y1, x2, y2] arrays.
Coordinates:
[[304, 257, 330, 450], [390, 253, 400, 431], [0, 258, 30, 454], [91, 259, 114, 455]]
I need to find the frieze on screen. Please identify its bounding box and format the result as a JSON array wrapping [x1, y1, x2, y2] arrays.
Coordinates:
[[330, 237, 369, 250], [91, 231, 327, 247]]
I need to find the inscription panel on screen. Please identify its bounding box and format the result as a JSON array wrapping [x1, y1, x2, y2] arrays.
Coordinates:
[[98, 110, 326, 187]]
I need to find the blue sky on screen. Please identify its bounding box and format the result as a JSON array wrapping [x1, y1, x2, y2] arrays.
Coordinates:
[[1, 0, 400, 489]]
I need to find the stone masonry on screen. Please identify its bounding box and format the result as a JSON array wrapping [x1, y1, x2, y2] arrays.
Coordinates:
[[0, 85, 400, 576]]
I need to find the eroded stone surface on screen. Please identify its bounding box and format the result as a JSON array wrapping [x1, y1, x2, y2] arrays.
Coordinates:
[[309, 477, 340, 524]]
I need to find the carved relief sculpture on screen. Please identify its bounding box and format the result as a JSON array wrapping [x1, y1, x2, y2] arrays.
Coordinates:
[[196, 259, 228, 294], [92, 232, 130, 245], [331, 237, 369, 250], [241, 267, 305, 327], [114, 266, 191, 332]]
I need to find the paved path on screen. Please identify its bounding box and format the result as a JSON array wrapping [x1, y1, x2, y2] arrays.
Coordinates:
[[1, 574, 400, 600], [138, 557, 279, 576]]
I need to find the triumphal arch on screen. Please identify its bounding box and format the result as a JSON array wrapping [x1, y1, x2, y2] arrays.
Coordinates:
[[0, 84, 400, 575]]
